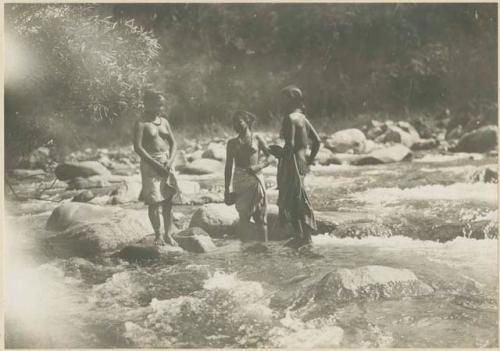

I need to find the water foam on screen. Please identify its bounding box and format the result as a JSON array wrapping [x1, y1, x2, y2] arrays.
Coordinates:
[[203, 271, 266, 303], [268, 312, 344, 348], [414, 153, 485, 163], [353, 183, 497, 205], [313, 233, 498, 250]]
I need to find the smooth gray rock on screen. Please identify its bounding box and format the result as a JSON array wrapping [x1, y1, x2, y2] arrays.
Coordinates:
[[55, 161, 112, 180], [173, 227, 217, 253], [325, 129, 366, 153], [181, 159, 224, 175], [189, 203, 238, 237], [453, 125, 497, 153]]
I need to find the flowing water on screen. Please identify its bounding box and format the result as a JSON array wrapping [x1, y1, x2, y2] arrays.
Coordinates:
[[4, 154, 498, 348]]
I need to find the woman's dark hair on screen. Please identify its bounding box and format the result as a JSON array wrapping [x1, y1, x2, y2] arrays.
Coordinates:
[[281, 85, 306, 113], [233, 110, 257, 129]]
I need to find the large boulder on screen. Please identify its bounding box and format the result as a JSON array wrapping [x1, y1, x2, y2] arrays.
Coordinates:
[[173, 227, 217, 253], [452, 125, 498, 153], [325, 129, 366, 153], [45, 204, 154, 257], [353, 144, 413, 165], [46, 202, 118, 231], [181, 159, 224, 175], [202, 142, 226, 161], [189, 203, 239, 237], [309, 266, 434, 304], [55, 161, 112, 180], [276, 266, 434, 311]]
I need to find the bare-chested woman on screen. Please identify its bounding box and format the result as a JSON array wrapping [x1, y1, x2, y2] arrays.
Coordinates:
[[277, 85, 321, 248], [134, 89, 179, 246], [224, 111, 271, 242]]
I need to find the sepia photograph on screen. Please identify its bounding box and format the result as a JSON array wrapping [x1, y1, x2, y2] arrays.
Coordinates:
[[3, 2, 499, 348]]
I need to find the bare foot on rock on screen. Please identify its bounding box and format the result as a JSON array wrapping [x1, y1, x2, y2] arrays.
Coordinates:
[[164, 235, 179, 247], [154, 237, 166, 246]]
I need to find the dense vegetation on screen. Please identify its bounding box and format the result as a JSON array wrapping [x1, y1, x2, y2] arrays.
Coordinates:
[[4, 3, 497, 166]]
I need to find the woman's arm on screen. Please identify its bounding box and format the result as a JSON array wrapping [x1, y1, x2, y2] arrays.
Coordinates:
[[163, 119, 178, 169], [306, 118, 320, 165], [133, 121, 167, 175], [224, 140, 235, 195]]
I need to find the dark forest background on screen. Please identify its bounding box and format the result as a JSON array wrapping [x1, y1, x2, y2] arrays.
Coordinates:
[[4, 3, 498, 167]]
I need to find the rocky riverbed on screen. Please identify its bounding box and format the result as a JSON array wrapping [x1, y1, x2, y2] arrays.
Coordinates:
[[4, 122, 499, 348]]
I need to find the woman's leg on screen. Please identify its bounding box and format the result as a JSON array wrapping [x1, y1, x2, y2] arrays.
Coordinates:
[[161, 200, 178, 246], [148, 203, 164, 245], [253, 212, 268, 242]]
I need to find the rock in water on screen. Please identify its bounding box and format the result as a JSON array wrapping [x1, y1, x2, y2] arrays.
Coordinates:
[[189, 203, 239, 237], [118, 234, 184, 263], [46, 213, 151, 257], [173, 227, 216, 253], [325, 129, 366, 153], [310, 266, 433, 304], [72, 190, 95, 203], [55, 161, 112, 180], [181, 159, 224, 175], [354, 144, 412, 165], [453, 125, 498, 153], [272, 265, 433, 311], [202, 142, 226, 161], [46, 202, 118, 231], [469, 167, 498, 183]]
